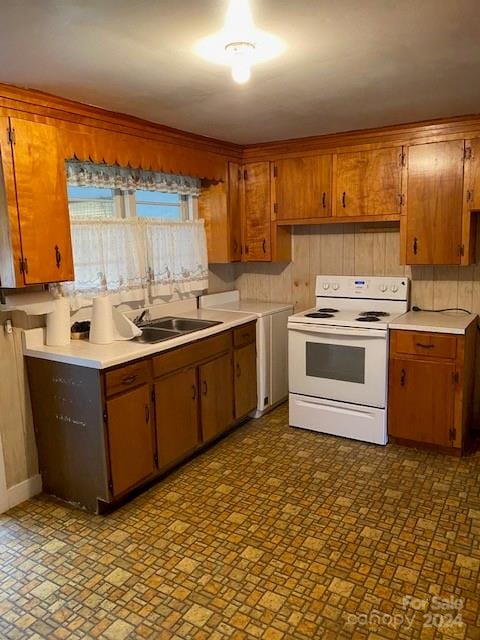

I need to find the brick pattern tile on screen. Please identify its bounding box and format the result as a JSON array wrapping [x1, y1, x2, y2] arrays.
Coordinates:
[[0, 403, 479, 639]]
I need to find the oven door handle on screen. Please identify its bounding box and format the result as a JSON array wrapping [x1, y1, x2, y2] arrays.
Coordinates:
[[288, 322, 387, 338]]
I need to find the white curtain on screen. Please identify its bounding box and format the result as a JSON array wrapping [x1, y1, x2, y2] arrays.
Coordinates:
[[66, 160, 201, 195], [146, 221, 209, 297], [63, 219, 208, 307]]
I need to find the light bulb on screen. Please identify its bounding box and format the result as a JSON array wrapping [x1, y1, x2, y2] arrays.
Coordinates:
[[231, 59, 251, 84]]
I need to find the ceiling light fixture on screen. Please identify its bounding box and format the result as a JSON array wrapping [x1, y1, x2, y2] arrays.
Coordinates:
[[195, 0, 285, 85]]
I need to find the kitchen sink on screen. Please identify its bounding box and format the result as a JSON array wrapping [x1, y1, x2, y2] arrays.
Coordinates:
[[147, 317, 222, 332], [134, 316, 222, 344]]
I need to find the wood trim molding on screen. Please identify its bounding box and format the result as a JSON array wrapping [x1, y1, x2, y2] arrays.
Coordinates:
[[243, 114, 480, 161], [0, 83, 242, 159]]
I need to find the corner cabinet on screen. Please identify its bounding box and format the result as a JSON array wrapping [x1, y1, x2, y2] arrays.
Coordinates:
[[0, 117, 74, 287], [26, 323, 257, 512], [388, 327, 476, 455], [199, 161, 291, 264]]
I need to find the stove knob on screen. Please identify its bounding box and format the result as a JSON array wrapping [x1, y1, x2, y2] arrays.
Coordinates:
[[391, 284, 399, 293], [332, 282, 339, 291], [323, 283, 330, 290], [380, 284, 388, 292]]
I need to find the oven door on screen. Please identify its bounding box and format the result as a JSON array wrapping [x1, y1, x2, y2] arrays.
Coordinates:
[[288, 323, 388, 408]]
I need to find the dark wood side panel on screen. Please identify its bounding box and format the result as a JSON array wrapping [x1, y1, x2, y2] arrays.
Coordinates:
[[26, 358, 109, 512]]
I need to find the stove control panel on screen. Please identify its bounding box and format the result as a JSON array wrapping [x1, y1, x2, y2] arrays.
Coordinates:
[[315, 275, 409, 300]]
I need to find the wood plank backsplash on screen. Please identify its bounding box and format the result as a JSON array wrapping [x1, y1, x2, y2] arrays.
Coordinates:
[[235, 224, 480, 315]]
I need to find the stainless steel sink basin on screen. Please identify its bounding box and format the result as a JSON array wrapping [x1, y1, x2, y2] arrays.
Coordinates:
[[134, 316, 222, 344], [147, 317, 222, 332], [134, 327, 183, 344]]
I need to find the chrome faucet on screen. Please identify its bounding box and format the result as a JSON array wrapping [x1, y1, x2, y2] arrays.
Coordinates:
[[133, 309, 151, 326]]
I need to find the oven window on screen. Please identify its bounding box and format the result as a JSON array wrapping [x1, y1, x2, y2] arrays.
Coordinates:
[[306, 342, 365, 383]]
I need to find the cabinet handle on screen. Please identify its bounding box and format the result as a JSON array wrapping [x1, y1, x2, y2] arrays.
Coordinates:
[[203, 380, 208, 396], [413, 237, 418, 255], [145, 404, 150, 423], [400, 369, 406, 386], [322, 192, 326, 209], [262, 238, 267, 254], [54, 245, 62, 268], [236, 363, 241, 378], [192, 384, 197, 400], [122, 374, 137, 385], [415, 343, 434, 349], [341, 192, 346, 208]]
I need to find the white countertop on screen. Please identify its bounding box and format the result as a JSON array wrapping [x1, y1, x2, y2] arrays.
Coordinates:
[[199, 291, 293, 316], [23, 309, 257, 369], [389, 311, 477, 335]]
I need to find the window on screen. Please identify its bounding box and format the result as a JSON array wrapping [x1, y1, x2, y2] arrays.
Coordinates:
[[67, 187, 195, 221]]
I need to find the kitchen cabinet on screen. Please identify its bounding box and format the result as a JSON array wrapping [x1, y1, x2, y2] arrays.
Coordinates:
[[27, 322, 256, 512], [106, 384, 155, 497], [402, 140, 465, 265], [388, 327, 476, 454], [154, 368, 200, 468], [334, 147, 402, 218], [200, 353, 235, 441], [243, 161, 272, 261], [0, 116, 74, 287], [234, 343, 257, 419], [273, 155, 332, 221]]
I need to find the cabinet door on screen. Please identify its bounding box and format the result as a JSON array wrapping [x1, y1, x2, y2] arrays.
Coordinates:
[[335, 147, 402, 217], [405, 140, 464, 265], [243, 162, 271, 261], [154, 368, 200, 468], [234, 343, 257, 419], [228, 161, 243, 261], [106, 384, 155, 497], [388, 358, 455, 447], [274, 155, 332, 220], [10, 118, 74, 284], [199, 353, 234, 441], [465, 138, 480, 211]]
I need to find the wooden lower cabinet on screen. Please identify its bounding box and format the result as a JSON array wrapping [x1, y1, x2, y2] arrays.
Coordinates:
[[199, 353, 235, 441], [154, 368, 200, 468], [27, 323, 256, 512], [388, 327, 476, 454], [106, 384, 155, 497], [234, 342, 257, 419]]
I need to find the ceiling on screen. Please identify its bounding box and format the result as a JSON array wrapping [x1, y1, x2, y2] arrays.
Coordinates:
[[1, 0, 479, 144]]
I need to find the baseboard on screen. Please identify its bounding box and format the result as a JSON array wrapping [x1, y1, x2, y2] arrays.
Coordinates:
[[7, 474, 42, 510]]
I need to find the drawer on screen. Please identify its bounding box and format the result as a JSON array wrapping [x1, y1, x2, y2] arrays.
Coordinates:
[[153, 330, 232, 378], [105, 360, 151, 397], [390, 330, 457, 360], [233, 322, 256, 348]]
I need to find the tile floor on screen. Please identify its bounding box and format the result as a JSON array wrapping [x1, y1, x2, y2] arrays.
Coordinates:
[[1, 403, 480, 640]]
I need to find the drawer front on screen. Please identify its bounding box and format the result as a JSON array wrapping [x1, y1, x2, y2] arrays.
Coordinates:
[[153, 331, 232, 378], [233, 322, 256, 348], [390, 330, 457, 360], [105, 360, 150, 397]]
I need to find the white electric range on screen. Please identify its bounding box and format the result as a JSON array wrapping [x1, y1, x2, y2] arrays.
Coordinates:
[[288, 275, 410, 445]]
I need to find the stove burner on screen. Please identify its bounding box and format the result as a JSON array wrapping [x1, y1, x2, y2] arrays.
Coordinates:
[[360, 311, 390, 317], [305, 312, 335, 318], [356, 315, 381, 322], [317, 308, 339, 313]]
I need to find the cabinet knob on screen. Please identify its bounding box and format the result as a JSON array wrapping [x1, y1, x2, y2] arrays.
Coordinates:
[[341, 192, 347, 208], [322, 192, 327, 209], [262, 239, 267, 254], [400, 369, 406, 386], [413, 237, 418, 255], [203, 380, 208, 396]]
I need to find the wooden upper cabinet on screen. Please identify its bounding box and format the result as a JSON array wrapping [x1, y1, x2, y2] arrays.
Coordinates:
[[404, 140, 465, 265], [106, 384, 155, 497], [274, 155, 332, 220], [228, 161, 243, 261], [465, 139, 480, 211], [334, 147, 402, 217], [9, 118, 74, 285], [243, 162, 271, 261]]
